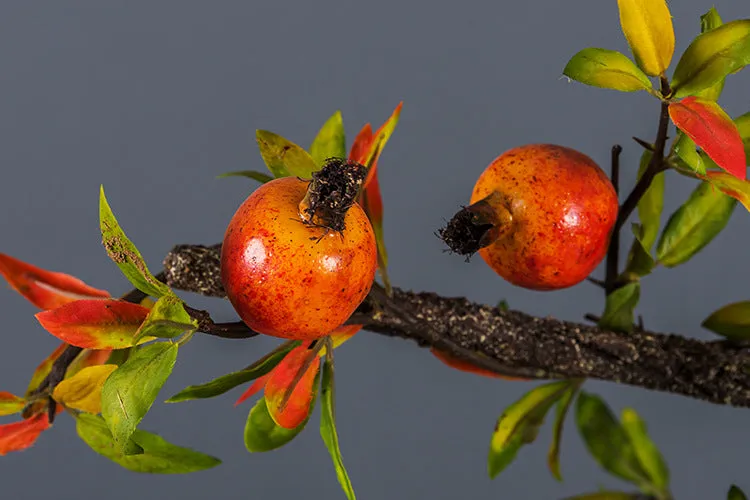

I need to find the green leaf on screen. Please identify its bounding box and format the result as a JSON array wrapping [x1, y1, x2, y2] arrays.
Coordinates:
[[134, 295, 197, 343], [575, 391, 650, 488], [694, 7, 726, 101], [106, 348, 132, 367], [563, 48, 652, 92], [166, 341, 298, 403], [598, 283, 640, 333], [101, 342, 178, 451], [636, 150, 664, 250], [256, 130, 318, 179], [99, 186, 172, 298], [671, 20, 750, 98], [243, 394, 312, 453], [624, 224, 655, 278], [216, 170, 274, 183], [488, 380, 570, 478], [736, 111, 750, 160], [547, 380, 583, 481], [562, 493, 638, 500], [620, 408, 670, 493], [320, 354, 356, 500], [672, 132, 706, 175], [729, 485, 748, 500], [702, 301, 750, 341], [310, 111, 346, 167], [656, 181, 736, 267], [76, 414, 221, 474]]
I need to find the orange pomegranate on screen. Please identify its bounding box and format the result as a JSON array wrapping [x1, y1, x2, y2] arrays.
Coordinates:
[[440, 144, 618, 290], [221, 159, 377, 340]]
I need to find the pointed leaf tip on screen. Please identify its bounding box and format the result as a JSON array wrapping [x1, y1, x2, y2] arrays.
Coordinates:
[[0, 253, 110, 310], [0, 414, 50, 455], [617, 0, 675, 76], [99, 187, 172, 298], [562, 48, 652, 92], [671, 19, 750, 98], [35, 299, 151, 349], [265, 346, 321, 429]]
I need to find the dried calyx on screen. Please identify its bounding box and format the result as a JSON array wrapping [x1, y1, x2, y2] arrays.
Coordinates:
[[299, 158, 368, 232], [438, 191, 513, 258]]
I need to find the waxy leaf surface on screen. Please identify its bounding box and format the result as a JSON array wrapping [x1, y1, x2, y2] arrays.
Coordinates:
[[0, 253, 109, 310], [35, 299, 151, 349]]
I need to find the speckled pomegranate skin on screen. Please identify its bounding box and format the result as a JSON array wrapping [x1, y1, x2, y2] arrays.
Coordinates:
[[471, 144, 618, 290], [221, 176, 377, 340]]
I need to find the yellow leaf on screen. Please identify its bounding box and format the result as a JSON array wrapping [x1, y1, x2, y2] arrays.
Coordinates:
[[52, 364, 118, 414], [617, 0, 675, 76]]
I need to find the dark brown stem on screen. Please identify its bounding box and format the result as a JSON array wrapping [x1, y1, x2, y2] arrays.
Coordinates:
[[613, 77, 671, 235], [163, 243, 750, 408], [183, 306, 257, 339], [605, 145, 622, 293]]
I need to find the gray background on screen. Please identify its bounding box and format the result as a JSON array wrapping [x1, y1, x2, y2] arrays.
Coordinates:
[[1, 1, 748, 499]]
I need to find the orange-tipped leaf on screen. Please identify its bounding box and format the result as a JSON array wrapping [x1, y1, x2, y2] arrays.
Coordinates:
[[701, 171, 750, 212], [669, 97, 746, 180], [0, 253, 109, 310], [264, 346, 321, 429], [234, 374, 271, 407], [0, 414, 50, 455], [35, 299, 151, 349], [25, 343, 67, 396], [0, 392, 26, 416]]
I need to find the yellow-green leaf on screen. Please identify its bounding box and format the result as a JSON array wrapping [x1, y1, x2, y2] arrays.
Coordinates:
[[575, 391, 651, 488], [0, 392, 26, 416], [736, 111, 750, 161], [617, 0, 675, 76], [636, 150, 664, 250], [99, 186, 172, 298], [216, 170, 274, 184], [101, 342, 178, 452], [563, 48, 652, 92], [672, 132, 705, 175], [729, 485, 748, 500], [656, 181, 736, 267], [52, 364, 118, 414], [694, 7, 726, 101], [256, 130, 318, 179], [547, 380, 583, 481], [620, 408, 670, 493], [488, 380, 570, 478], [599, 283, 640, 333], [702, 301, 750, 341], [133, 295, 197, 343], [244, 395, 312, 453], [76, 413, 220, 474], [671, 20, 750, 98], [320, 354, 356, 500], [310, 111, 346, 167]]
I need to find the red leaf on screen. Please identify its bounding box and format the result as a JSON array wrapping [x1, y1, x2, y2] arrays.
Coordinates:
[[328, 324, 361, 349], [668, 97, 746, 179], [234, 374, 271, 407], [0, 253, 110, 310], [264, 346, 321, 429], [0, 414, 50, 455], [35, 299, 150, 349], [349, 124, 373, 168], [430, 348, 530, 381]]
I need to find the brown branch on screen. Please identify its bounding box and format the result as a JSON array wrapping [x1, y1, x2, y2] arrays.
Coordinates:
[[162, 243, 750, 409]]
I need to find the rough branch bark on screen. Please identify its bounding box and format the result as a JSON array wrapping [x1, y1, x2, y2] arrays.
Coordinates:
[[164, 243, 750, 409]]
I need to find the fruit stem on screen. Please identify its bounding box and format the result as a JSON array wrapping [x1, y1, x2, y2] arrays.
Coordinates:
[[298, 158, 368, 233], [437, 191, 513, 258], [604, 145, 622, 293]]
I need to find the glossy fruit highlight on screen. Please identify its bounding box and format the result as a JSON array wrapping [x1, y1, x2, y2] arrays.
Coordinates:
[[440, 144, 618, 290], [221, 160, 377, 340]]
